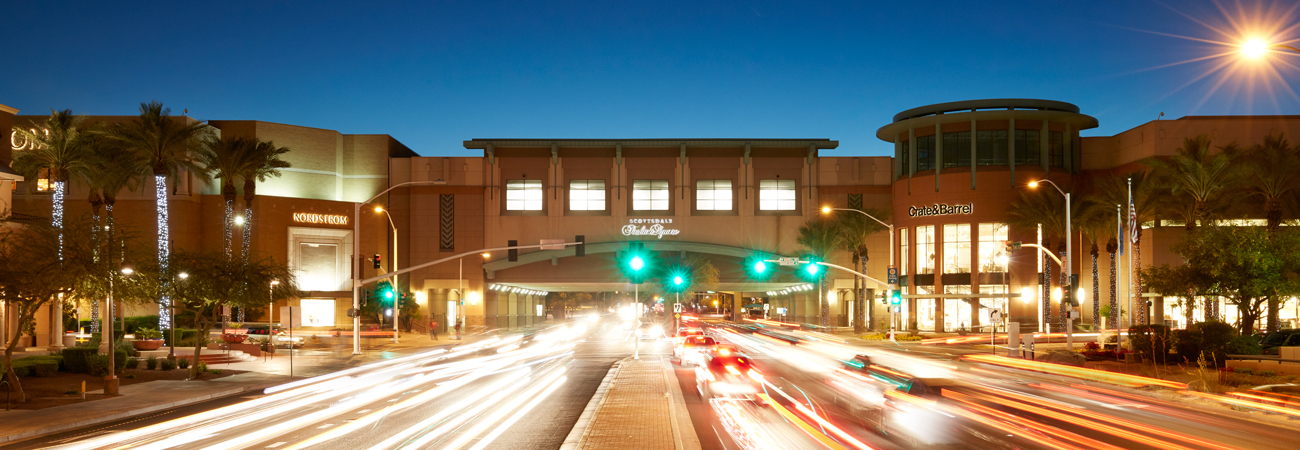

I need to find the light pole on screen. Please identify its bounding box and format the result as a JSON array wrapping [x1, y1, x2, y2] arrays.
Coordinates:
[[105, 263, 133, 396], [376, 206, 400, 343], [1240, 39, 1300, 59], [1029, 180, 1071, 334], [169, 272, 187, 362], [352, 180, 445, 355], [269, 279, 279, 325], [821, 207, 894, 331]]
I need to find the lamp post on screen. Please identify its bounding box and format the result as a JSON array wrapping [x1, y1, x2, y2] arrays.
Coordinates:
[[169, 272, 187, 362], [1240, 39, 1300, 59], [269, 279, 279, 326], [1029, 180, 1071, 334], [821, 207, 894, 331], [376, 206, 400, 343], [105, 264, 133, 396], [352, 180, 445, 355]]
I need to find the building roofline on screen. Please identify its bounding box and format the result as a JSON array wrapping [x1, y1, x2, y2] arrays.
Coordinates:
[[463, 138, 838, 150], [891, 98, 1081, 123]]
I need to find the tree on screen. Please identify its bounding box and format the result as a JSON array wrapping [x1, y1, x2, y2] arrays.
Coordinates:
[[1097, 171, 1160, 326], [1007, 188, 1067, 332], [167, 250, 298, 379], [1170, 226, 1300, 334], [834, 209, 889, 333], [74, 143, 143, 332], [1231, 134, 1300, 238], [0, 220, 84, 403], [1144, 135, 1239, 230], [104, 102, 213, 328], [797, 217, 842, 327], [197, 135, 254, 257], [11, 109, 95, 261], [1140, 264, 1208, 327], [1075, 200, 1111, 330], [238, 140, 291, 260]]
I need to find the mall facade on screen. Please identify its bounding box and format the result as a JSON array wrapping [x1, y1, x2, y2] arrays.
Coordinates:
[[5, 99, 1300, 348]]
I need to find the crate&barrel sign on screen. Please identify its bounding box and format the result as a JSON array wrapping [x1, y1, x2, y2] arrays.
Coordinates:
[[908, 203, 973, 218]]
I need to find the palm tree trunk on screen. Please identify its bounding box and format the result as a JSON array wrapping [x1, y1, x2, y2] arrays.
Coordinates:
[[853, 253, 863, 334], [223, 182, 236, 258], [1058, 242, 1068, 333], [1266, 198, 1282, 239], [1107, 238, 1118, 330], [1042, 238, 1053, 333], [242, 179, 255, 261], [89, 190, 103, 333], [860, 253, 869, 332], [1134, 231, 1145, 326], [1091, 243, 1100, 330], [154, 173, 173, 329], [53, 179, 65, 261], [819, 276, 829, 327]]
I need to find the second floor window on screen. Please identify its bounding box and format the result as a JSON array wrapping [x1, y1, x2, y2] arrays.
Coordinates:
[[915, 135, 935, 171], [759, 179, 796, 211], [505, 180, 542, 211], [696, 180, 732, 210], [569, 180, 605, 211], [632, 179, 669, 210]]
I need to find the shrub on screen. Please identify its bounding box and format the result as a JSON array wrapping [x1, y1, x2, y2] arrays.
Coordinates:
[[122, 316, 161, 335], [9, 357, 61, 377], [177, 357, 190, 369], [87, 354, 109, 376], [1083, 341, 1101, 352], [82, 332, 102, 349], [160, 359, 175, 371], [196, 361, 208, 373], [1226, 335, 1263, 355], [62, 347, 96, 373], [1257, 370, 1276, 377], [208, 369, 223, 375], [136, 327, 163, 340], [114, 348, 128, 369], [1235, 368, 1255, 375], [1129, 324, 1172, 363], [146, 356, 158, 370], [1175, 321, 1237, 366], [125, 358, 141, 369]]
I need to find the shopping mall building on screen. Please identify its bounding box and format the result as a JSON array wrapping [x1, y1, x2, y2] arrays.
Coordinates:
[[4, 99, 1300, 348]]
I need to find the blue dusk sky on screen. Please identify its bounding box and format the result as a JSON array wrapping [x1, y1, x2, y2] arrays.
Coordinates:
[[2, 1, 1298, 156]]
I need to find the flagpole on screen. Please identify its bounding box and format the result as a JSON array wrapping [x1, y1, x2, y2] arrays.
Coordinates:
[[1117, 203, 1124, 347], [1127, 178, 1135, 339]]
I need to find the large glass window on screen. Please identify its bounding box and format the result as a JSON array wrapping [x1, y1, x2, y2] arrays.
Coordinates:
[[1049, 131, 1065, 168], [899, 227, 908, 276], [978, 223, 1009, 273], [916, 225, 936, 275], [942, 132, 971, 169], [569, 180, 606, 211], [1014, 130, 1040, 166], [696, 180, 733, 211], [915, 135, 935, 171], [632, 180, 669, 211], [944, 285, 972, 331], [759, 179, 796, 211], [943, 224, 971, 274], [506, 180, 543, 211], [976, 130, 1008, 166]]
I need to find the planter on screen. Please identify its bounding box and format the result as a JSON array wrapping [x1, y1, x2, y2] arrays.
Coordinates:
[[133, 339, 165, 351], [221, 334, 248, 344]]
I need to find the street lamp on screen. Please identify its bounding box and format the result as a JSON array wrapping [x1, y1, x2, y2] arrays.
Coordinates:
[[105, 263, 133, 396], [169, 271, 188, 362], [1029, 179, 1071, 333], [269, 279, 280, 327], [1240, 38, 1300, 59], [821, 206, 895, 332], [376, 206, 400, 344]]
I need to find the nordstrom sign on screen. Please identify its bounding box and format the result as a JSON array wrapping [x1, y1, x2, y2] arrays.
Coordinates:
[[908, 203, 973, 218], [293, 212, 349, 225]]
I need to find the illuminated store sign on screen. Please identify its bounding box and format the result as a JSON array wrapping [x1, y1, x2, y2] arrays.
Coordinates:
[[908, 203, 973, 218], [621, 218, 680, 239], [293, 212, 349, 225]]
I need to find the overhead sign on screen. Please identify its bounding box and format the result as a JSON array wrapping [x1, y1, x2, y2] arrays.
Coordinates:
[[908, 203, 973, 218], [778, 257, 800, 266], [621, 218, 680, 239], [293, 212, 349, 225]]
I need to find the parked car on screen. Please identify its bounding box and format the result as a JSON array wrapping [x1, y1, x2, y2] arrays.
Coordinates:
[[1261, 329, 1300, 355], [244, 324, 304, 347]]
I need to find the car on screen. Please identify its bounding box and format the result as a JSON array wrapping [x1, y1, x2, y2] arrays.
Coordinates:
[[1261, 329, 1300, 355], [858, 371, 968, 449], [673, 328, 704, 345], [826, 355, 893, 414], [675, 335, 718, 365], [636, 323, 664, 340], [695, 345, 760, 399], [244, 324, 304, 347]]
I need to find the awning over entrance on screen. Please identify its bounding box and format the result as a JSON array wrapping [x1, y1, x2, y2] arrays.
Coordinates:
[[488, 281, 812, 293]]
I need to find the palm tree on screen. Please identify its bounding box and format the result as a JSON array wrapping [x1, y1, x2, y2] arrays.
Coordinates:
[[73, 142, 142, 332], [11, 109, 95, 261], [1105, 236, 1119, 330], [1144, 135, 1239, 230], [1097, 171, 1159, 326], [834, 209, 889, 333], [797, 217, 842, 327], [1074, 200, 1111, 331], [238, 140, 291, 260], [104, 101, 213, 328], [1007, 188, 1067, 332], [197, 135, 255, 257], [1231, 134, 1300, 237]]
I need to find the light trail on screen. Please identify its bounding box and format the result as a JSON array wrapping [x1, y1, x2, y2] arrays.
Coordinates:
[[440, 368, 568, 450], [466, 374, 569, 450]]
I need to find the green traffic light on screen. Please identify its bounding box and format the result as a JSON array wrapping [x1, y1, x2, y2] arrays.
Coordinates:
[[805, 263, 821, 275], [753, 261, 767, 273], [384, 290, 394, 299], [673, 275, 684, 286], [630, 255, 645, 272]]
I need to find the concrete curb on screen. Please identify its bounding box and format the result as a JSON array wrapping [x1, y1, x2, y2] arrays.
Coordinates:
[[662, 357, 703, 450], [559, 358, 623, 450], [0, 383, 270, 445]]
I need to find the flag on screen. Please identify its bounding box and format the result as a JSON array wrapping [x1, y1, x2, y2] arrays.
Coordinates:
[[1127, 179, 1138, 244]]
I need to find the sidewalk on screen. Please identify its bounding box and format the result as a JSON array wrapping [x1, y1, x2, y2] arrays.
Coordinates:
[[564, 356, 700, 450], [0, 328, 510, 445]]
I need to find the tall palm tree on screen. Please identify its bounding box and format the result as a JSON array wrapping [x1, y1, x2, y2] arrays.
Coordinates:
[[834, 209, 889, 333], [1074, 200, 1110, 330], [1097, 171, 1159, 326], [238, 140, 291, 260], [797, 217, 842, 327], [104, 101, 212, 327], [1144, 135, 1238, 230], [1106, 236, 1119, 330], [1231, 134, 1300, 237], [11, 109, 95, 261], [1007, 189, 1067, 332], [73, 141, 141, 332], [197, 135, 255, 258]]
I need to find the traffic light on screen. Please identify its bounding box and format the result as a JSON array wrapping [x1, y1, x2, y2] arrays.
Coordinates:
[[1004, 241, 1022, 252], [508, 240, 518, 262], [889, 289, 902, 305], [799, 257, 824, 281], [373, 253, 382, 269], [575, 235, 586, 257], [619, 241, 652, 284], [744, 254, 773, 280]]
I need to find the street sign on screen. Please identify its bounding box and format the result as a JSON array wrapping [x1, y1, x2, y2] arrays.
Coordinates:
[[887, 267, 898, 285], [989, 309, 1003, 323], [763, 303, 770, 310], [778, 257, 799, 266], [673, 303, 682, 313], [347, 308, 360, 318], [279, 306, 302, 328], [540, 239, 566, 250]]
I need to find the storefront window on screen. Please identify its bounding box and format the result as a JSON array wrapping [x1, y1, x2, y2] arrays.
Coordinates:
[[299, 299, 336, 327], [569, 180, 605, 211], [759, 179, 796, 211], [506, 180, 543, 211], [288, 227, 352, 292], [1014, 130, 1040, 166], [632, 180, 669, 210], [942, 132, 970, 168], [979, 285, 1005, 328], [696, 179, 732, 210], [899, 228, 908, 276], [944, 285, 972, 332], [942, 224, 971, 274], [976, 130, 1008, 166], [978, 223, 1009, 273], [916, 286, 935, 331], [915, 135, 935, 171], [917, 225, 935, 275]]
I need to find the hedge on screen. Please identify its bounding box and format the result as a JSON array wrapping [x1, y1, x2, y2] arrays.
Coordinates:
[[1175, 321, 1237, 366], [5, 356, 62, 377], [62, 347, 97, 373], [1129, 324, 1173, 363]]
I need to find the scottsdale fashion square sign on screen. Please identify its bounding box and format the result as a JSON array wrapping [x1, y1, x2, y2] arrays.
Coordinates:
[[621, 218, 681, 239]]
